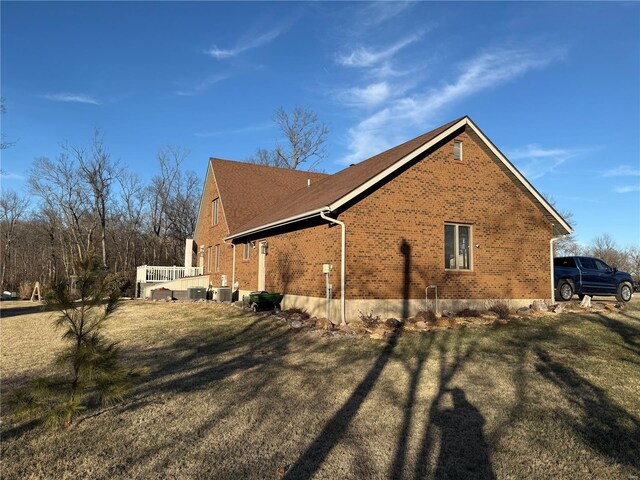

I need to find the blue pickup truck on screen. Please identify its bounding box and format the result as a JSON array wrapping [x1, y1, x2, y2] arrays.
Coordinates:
[[554, 256, 634, 302]]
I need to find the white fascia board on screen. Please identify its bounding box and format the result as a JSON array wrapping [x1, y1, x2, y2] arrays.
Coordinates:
[[464, 118, 573, 235], [224, 207, 329, 241], [328, 118, 468, 211]]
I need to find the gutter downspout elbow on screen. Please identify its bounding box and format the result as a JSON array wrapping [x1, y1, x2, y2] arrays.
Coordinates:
[[320, 211, 346, 326]]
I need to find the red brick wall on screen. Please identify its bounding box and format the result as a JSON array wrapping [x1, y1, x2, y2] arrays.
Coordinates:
[[341, 127, 552, 300]]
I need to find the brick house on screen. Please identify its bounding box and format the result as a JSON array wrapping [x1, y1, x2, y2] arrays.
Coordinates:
[[192, 116, 572, 323]]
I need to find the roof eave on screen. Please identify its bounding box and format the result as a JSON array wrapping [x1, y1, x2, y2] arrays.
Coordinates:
[[225, 207, 330, 241]]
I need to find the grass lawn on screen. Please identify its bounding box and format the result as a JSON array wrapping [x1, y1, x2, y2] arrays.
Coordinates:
[[1, 298, 639, 479]]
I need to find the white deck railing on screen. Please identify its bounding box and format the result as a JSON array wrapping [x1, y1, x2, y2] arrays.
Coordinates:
[[136, 265, 203, 284]]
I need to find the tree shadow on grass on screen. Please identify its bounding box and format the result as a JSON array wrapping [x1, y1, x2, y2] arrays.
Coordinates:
[[589, 311, 640, 356], [535, 348, 640, 470], [282, 326, 403, 479], [119, 314, 302, 410]]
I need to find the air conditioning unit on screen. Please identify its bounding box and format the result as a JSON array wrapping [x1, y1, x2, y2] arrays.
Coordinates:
[[212, 286, 232, 302], [187, 287, 207, 300]]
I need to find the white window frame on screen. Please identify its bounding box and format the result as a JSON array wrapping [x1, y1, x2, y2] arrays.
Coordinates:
[[444, 223, 472, 271], [454, 140, 462, 161], [243, 241, 250, 260], [212, 198, 219, 225], [207, 246, 212, 273], [215, 244, 221, 272]]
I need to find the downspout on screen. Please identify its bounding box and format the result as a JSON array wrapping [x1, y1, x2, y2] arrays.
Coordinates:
[[550, 235, 567, 303], [320, 211, 346, 326], [223, 238, 236, 289]]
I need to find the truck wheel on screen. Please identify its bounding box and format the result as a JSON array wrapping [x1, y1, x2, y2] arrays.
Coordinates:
[[251, 303, 258, 313], [558, 281, 574, 301], [616, 282, 633, 302]]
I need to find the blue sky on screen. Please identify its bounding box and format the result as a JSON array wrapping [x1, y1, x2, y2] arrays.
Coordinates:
[[1, 1, 639, 247]]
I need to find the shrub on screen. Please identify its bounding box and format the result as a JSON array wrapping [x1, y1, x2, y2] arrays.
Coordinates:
[[488, 302, 511, 319], [456, 308, 481, 318], [415, 310, 437, 323], [282, 307, 310, 320], [18, 281, 33, 300], [104, 271, 133, 296], [359, 311, 381, 329]]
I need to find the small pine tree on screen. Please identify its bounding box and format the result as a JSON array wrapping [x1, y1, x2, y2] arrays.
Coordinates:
[[10, 255, 137, 428]]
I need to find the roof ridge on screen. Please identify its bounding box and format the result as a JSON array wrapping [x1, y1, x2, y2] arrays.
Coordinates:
[[210, 157, 328, 176]]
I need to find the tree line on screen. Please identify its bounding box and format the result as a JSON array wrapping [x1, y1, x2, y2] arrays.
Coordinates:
[[1, 132, 200, 295], [1, 104, 328, 295]]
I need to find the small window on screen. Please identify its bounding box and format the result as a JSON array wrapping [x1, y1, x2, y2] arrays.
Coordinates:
[[215, 244, 221, 272], [594, 259, 610, 271], [212, 198, 219, 225], [454, 140, 462, 161], [243, 241, 250, 260], [444, 223, 472, 270], [207, 246, 212, 273]]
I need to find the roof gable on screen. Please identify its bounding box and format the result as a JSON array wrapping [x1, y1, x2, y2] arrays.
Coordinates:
[[208, 158, 327, 234], [224, 116, 572, 239]]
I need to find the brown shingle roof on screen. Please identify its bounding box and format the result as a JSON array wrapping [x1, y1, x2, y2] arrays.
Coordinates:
[[228, 116, 466, 237], [211, 158, 328, 234]]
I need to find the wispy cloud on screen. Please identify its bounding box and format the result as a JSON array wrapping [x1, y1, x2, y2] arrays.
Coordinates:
[[339, 47, 565, 165], [194, 122, 273, 138], [177, 74, 229, 96], [614, 185, 640, 193], [358, 2, 415, 27], [336, 33, 422, 68], [602, 165, 640, 177], [336, 82, 392, 108], [0, 170, 25, 181], [506, 144, 587, 179], [205, 27, 285, 59], [43, 93, 101, 105]]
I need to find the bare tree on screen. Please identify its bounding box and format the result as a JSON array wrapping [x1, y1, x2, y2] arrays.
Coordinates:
[[74, 130, 117, 268], [588, 234, 628, 270], [29, 153, 91, 267], [1, 97, 15, 150], [0, 191, 30, 289], [249, 106, 328, 170], [626, 246, 640, 281], [147, 146, 195, 264], [113, 170, 147, 273], [166, 169, 200, 242]]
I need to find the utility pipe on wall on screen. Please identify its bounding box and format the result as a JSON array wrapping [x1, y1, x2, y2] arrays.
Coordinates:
[[320, 211, 346, 326]]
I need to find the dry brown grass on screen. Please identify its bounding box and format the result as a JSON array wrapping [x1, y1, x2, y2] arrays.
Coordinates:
[[1, 298, 639, 479]]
